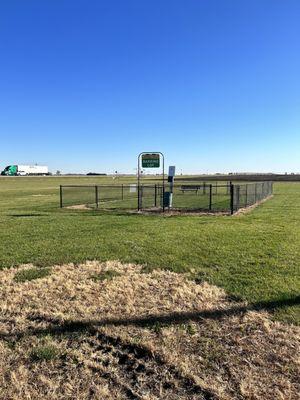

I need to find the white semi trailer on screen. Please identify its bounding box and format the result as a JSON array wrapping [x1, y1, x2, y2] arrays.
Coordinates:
[[1, 165, 49, 176]]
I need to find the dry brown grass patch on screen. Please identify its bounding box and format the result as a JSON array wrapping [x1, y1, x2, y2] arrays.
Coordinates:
[[0, 261, 299, 399]]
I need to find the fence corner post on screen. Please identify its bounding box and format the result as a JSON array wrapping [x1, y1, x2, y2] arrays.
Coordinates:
[[95, 185, 99, 208], [60, 185, 63, 208], [230, 183, 234, 215]]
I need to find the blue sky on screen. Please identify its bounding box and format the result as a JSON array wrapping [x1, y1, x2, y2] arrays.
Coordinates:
[[0, 1, 299, 174]]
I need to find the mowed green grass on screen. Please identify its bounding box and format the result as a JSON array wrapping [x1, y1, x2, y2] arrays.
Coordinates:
[[0, 176, 299, 325]]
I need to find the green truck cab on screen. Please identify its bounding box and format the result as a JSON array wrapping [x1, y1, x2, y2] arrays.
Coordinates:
[[1, 165, 18, 176]]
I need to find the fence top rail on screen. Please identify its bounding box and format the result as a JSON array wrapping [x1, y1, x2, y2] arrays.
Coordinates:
[[60, 181, 272, 189], [232, 181, 273, 186], [60, 183, 231, 189], [61, 185, 99, 188], [61, 184, 142, 188], [178, 183, 229, 188]]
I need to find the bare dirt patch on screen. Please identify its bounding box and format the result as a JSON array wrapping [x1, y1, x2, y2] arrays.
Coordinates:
[[66, 204, 93, 210], [0, 261, 299, 399], [32, 194, 54, 197], [234, 195, 274, 216], [134, 208, 228, 217]]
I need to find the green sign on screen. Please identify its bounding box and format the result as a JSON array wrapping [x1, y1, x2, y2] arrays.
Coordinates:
[[142, 153, 160, 168]]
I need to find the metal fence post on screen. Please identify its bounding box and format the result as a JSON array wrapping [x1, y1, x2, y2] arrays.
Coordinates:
[[139, 185, 143, 210], [227, 181, 231, 195], [95, 186, 99, 208], [230, 183, 234, 214], [60, 185, 63, 208], [237, 185, 240, 210], [245, 184, 248, 207], [209, 184, 212, 211], [154, 184, 157, 207]]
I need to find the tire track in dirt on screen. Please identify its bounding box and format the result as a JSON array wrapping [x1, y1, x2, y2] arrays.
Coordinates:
[[72, 330, 215, 400], [23, 315, 216, 399]]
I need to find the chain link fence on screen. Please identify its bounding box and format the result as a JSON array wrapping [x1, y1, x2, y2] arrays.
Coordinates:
[[60, 181, 273, 214], [231, 181, 273, 213]]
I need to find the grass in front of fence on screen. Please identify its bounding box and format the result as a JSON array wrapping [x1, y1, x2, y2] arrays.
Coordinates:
[[0, 176, 299, 325]]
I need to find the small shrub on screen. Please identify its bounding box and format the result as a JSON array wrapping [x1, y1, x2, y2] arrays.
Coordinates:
[[30, 344, 60, 362], [186, 323, 197, 336], [187, 270, 208, 285], [91, 269, 121, 282], [140, 265, 153, 274], [148, 322, 167, 334], [14, 267, 51, 283], [5, 340, 16, 350]]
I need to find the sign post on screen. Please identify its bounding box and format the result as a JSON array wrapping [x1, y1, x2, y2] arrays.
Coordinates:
[[168, 166, 176, 208], [137, 152, 165, 211]]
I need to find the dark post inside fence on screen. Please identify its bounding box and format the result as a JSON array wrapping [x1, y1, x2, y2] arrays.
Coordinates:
[[245, 184, 248, 207], [154, 184, 157, 207], [60, 185, 63, 208], [95, 186, 99, 208], [209, 184, 212, 211]]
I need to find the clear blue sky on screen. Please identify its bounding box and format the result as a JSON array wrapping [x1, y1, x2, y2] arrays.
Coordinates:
[[0, 1, 299, 174]]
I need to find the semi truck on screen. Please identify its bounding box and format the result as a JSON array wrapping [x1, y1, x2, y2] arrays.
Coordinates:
[[1, 165, 49, 176]]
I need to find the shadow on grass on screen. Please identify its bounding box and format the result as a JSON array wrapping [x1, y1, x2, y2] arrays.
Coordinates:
[[9, 213, 46, 217], [1, 295, 299, 341], [60, 208, 139, 217]]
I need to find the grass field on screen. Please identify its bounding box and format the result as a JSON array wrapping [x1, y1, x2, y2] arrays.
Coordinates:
[[0, 176, 299, 326], [0, 176, 299, 399], [1, 261, 299, 399]]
